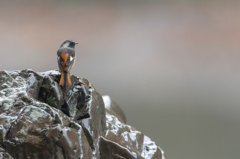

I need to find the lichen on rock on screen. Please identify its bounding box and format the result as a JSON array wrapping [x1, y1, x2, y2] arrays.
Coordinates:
[[0, 69, 165, 159]]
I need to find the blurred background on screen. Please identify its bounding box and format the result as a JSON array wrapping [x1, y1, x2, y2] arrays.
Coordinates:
[[1, 0, 240, 158]]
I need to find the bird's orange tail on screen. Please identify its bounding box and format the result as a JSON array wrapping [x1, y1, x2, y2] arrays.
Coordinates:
[[59, 71, 72, 87], [59, 54, 72, 87], [59, 71, 65, 86]]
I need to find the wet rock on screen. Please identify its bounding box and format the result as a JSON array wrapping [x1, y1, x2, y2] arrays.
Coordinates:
[[103, 95, 126, 124], [38, 75, 63, 109], [0, 147, 13, 159], [0, 69, 165, 159], [80, 90, 106, 158], [102, 96, 165, 159], [63, 75, 106, 159]]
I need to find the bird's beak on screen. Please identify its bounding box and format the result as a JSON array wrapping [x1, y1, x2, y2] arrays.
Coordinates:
[[75, 42, 78, 44]]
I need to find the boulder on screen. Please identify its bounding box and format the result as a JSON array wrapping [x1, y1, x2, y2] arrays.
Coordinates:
[[0, 69, 165, 159]]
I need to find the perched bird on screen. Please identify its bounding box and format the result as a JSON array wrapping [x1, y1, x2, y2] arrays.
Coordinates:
[[57, 40, 78, 87]]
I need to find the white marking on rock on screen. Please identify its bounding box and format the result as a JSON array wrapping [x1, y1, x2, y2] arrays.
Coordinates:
[[62, 127, 72, 147]]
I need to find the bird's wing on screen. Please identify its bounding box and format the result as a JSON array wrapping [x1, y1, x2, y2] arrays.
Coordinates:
[[65, 50, 75, 72]]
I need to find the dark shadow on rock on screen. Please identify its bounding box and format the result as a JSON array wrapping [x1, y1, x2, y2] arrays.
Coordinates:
[[38, 75, 63, 110], [0, 147, 14, 159]]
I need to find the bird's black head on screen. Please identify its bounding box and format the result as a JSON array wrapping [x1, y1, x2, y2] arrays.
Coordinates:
[[60, 40, 78, 49]]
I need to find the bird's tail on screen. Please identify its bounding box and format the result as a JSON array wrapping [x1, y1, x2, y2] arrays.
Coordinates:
[[59, 71, 72, 87], [59, 54, 72, 87]]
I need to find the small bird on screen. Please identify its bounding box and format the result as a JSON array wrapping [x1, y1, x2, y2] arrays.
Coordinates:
[[57, 40, 78, 87]]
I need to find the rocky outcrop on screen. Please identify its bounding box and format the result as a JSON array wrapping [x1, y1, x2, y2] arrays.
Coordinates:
[[0, 69, 165, 159]]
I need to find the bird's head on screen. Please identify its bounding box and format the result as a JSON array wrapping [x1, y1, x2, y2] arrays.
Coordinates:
[[60, 40, 78, 48]]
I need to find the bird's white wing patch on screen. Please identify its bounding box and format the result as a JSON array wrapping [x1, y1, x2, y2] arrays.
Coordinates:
[[70, 56, 73, 62]]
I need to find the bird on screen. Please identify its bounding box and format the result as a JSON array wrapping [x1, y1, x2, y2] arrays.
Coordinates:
[[57, 40, 78, 87]]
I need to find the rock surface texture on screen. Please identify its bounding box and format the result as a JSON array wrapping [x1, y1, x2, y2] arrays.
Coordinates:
[[0, 69, 165, 159]]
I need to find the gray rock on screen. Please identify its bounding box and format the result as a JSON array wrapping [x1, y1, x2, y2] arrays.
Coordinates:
[[0, 69, 165, 159], [102, 95, 165, 159], [0, 147, 14, 159]]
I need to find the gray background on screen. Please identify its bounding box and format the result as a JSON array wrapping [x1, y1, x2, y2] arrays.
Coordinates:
[[0, 0, 240, 158]]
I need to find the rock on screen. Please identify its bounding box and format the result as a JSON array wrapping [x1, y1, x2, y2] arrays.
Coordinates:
[[0, 147, 14, 159], [103, 95, 126, 124], [0, 69, 165, 159], [102, 96, 165, 159]]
